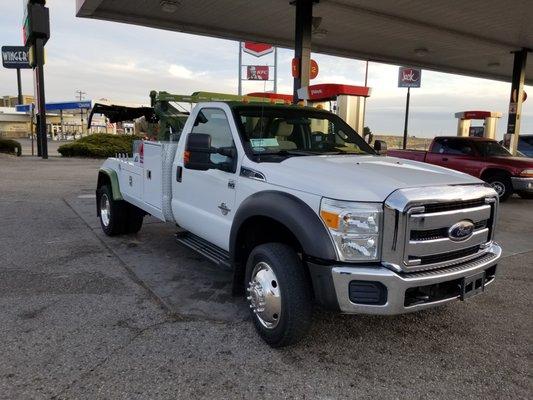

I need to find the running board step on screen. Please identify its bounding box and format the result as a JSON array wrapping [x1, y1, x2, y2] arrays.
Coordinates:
[[176, 232, 232, 269]]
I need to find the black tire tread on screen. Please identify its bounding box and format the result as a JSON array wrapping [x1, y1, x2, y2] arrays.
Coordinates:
[[246, 243, 313, 347]]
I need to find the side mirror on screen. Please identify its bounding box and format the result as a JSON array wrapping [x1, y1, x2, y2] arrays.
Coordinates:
[[374, 140, 388, 155], [184, 133, 212, 170]]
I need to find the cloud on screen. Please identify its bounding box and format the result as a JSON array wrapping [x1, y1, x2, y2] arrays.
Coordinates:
[[168, 64, 196, 79]]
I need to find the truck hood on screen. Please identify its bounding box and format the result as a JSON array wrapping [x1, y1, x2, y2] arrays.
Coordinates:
[[253, 155, 481, 202]]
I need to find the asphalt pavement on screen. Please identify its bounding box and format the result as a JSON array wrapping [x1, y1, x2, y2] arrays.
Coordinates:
[[0, 154, 531, 399]]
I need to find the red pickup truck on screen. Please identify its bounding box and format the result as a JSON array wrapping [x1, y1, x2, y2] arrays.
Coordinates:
[[387, 136, 533, 201]]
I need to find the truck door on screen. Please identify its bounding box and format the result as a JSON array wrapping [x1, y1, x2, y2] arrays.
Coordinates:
[[172, 107, 239, 250], [426, 138, 480, 176]]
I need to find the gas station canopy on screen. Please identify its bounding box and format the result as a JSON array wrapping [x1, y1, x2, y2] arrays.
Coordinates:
[[76, 0, 533, 85]]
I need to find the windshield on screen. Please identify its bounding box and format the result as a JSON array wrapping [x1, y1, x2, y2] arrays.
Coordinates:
[[233, 106, 375, 160], [478, 141, 512, 157]]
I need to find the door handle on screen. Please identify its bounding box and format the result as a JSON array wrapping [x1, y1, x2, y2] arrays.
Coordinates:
[[442, 157, 448, 161]]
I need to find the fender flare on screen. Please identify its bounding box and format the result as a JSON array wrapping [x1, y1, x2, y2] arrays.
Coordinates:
[[97, 168, 123, 201], [229, 191, 336, 262]]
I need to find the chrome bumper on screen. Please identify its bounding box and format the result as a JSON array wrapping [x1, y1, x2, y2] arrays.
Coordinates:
[[331, 242, 501, 315], [511, 177, 533, 193]]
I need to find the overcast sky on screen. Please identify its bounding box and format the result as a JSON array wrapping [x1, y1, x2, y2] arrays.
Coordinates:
[[1, 0, 532, 138]]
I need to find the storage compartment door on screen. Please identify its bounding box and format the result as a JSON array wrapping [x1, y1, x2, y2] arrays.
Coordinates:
[[143, 143, 162, 210]]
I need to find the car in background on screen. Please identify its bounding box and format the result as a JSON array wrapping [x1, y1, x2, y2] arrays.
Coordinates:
[[388, 136, 533, 201], [517, 135, 533, 157]]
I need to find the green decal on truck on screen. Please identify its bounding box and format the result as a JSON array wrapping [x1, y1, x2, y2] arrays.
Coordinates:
[[99, 168, 123, 200]]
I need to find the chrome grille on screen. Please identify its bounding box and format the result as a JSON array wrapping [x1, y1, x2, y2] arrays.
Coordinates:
[[382, 185, 498, 273]]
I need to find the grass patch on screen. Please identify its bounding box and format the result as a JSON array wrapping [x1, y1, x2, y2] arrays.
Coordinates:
[[58, 134, 139, 158], [0, 138, 22, 156]]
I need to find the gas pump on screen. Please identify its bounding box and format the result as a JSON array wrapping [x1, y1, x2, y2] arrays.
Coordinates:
[[454, 111, 502, 139], [248, 83, 371, 135], [297, 84, 371, 134]]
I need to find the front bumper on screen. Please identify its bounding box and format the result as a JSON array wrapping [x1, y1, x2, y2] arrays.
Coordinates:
[[310, 242, 501, 315], [511, 177, 533, 193]]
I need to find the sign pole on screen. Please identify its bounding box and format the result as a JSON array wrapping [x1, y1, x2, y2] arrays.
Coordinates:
[[273, 47, 278, 93], [238, 42, 242, 96], [398, 66, 421, 149], [34, 37, 48, 159], [402, 86, 410, 149], [30, 104, 35, 156], [16, 68, 23, 105]]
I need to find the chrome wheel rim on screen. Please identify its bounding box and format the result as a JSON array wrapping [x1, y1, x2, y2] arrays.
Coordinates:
[[247, 262, 281, 329], [100, 193, 111, 227], [490, 181, 505, 197]]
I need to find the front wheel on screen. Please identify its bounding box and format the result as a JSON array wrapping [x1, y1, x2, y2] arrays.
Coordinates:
[[245, 243, 313, 347], [485, 172, 513, 202]]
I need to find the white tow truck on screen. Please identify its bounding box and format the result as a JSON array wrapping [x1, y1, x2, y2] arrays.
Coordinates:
[[96, 92, 502, 347]]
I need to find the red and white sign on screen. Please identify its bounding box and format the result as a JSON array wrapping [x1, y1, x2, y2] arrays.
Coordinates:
[[310, 59, 319, 80], [247, 65, 269, 80], [291, 58, 319, 79], [297, 84, 371, 101], [242, 42, 273, 57]]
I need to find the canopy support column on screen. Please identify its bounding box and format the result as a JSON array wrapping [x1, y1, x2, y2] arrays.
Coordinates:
[[293, 0, 315, 102], [506, 48, 528, 155]]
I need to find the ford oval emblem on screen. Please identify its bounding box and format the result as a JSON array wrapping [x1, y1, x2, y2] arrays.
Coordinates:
[[448, 220, 475, 242]]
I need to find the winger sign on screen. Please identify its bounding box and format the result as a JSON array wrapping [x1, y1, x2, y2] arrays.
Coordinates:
[[1, 46, 31, 69]]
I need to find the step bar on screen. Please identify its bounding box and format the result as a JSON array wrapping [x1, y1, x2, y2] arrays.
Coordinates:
[[176, 231, 232, 269]]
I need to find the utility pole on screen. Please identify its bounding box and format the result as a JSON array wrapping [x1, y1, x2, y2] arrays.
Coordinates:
[[76, 90, 86, 137]]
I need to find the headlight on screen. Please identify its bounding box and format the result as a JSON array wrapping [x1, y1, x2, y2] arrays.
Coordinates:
[[320, 198, 382, 261], [520, 169, 533, 177]]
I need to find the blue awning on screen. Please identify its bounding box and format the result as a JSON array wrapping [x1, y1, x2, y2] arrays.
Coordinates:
[[15, 100, 92, 112]]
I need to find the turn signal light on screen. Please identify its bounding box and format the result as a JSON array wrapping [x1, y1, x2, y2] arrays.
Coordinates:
[[320, 210, 339, 229]]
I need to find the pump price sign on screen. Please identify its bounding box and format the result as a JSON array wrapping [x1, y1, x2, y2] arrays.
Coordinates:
[[398, 67, 422, 88], [1, 46, 31, 69]]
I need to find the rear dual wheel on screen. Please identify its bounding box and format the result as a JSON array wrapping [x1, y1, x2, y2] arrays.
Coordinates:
[[98, 185, 144, 236]]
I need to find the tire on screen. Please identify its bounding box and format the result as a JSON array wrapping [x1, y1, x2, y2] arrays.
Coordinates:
[[97, 185, 125, 236], [245, 243, 313, 347], [123, 203, 144, 234], [518, 191, 533, 199], [485, 172, 513, 202]]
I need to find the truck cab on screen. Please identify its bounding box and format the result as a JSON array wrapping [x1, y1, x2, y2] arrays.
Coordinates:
[[96, 95, 502, 347]]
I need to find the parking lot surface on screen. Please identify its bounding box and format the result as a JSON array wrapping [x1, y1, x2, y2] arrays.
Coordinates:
[[0, 154, 531, 399]]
